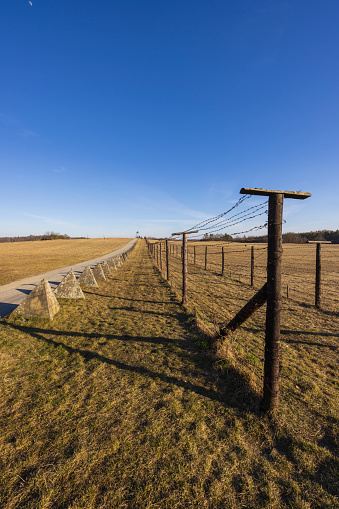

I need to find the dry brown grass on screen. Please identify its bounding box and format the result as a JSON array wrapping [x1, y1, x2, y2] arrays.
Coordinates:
[[0, 240, 338, 508], [162, 240, 339, 313], [0, 238, 131, 286]]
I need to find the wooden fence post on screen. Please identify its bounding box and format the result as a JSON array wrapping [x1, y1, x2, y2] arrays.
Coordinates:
[[166, 240, 170, 281], [194, 246, 196, 265], [156, 243, 159, 266], [159, 242, 162, 272], [221, 246, 225, 276], [205, 246, 207, 270], [251, 246, 254, 286], [315, 243, 321, 309], [171, 229, 198, 304], [182, 233, 188, 304], [263, 193, 284, 412], [240, 187, 311, 413]]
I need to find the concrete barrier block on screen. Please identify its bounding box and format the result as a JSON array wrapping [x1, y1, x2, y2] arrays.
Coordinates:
[[92, 263, 106, 282], [12, 279, 60, 320], [78, 266, 98, 287], [54, 271, 85, 299], [101, 261, 111, 275]]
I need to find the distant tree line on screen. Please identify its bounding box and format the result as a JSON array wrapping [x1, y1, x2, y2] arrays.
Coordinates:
[[233, 230, 339, 244], [149, 230, 339, 243], [0, 232, 71, 243]]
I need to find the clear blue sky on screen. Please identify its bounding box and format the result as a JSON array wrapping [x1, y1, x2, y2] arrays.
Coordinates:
[[1, 0, 338, 238]]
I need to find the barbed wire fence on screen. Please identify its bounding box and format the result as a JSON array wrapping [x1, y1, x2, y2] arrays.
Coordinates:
[[146, 198, 338, 316], [145, 188, 338, 412]]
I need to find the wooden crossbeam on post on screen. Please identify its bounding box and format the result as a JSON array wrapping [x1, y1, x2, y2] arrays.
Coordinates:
[[220, 283, 267, 335], [172, 230, 198, 305], [240, 188, 311, 413]]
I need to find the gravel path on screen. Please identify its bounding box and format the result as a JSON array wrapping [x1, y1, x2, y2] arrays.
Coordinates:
[[0, 238, 137, 318]]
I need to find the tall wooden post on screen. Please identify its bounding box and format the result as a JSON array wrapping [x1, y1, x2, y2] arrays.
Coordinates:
[[166, 240, 170, 281], [315, 243, 321, 309], [182, 233, 188, 304], [240, 188, 311, 413], [156, 244, 159, 266], [251, 246, 254, 286], [263, 193, 283, 412], [222, 246, 225, 276], [194, 246, 196, 265], [171, 230, 198, 305], [205, 246, 207, 270], [159, 242, 163, 272]]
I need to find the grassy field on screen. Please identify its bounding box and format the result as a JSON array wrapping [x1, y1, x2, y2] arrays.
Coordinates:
[[162, 240, 339, 313], [0, 238, 131, 286], [0, 240, 338, 508]]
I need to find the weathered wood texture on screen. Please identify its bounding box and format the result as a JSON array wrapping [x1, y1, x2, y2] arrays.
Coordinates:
[[166, 240, 170, 281], [263, 193, 284, 412], [220, 283, 267, 336], [251, 246, 254, 286], [182, 233, 188, 304], [315, 242, 321, 308], [240, 188, 311, 199]]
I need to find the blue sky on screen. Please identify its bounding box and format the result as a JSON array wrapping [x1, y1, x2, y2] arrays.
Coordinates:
[[1, 0, 338, 238]]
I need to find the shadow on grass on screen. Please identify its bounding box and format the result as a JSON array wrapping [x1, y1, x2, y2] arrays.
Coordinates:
[[242, 326, 339, 344], [298, 302, 338, 317], [4, 322, 262, 415], [84, 293, 171, 305], [106, 305, 182, 318]]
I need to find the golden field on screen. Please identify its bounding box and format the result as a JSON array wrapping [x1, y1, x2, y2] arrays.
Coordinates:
[[0, 240, 337, 508], [0, 238, 131, 286]]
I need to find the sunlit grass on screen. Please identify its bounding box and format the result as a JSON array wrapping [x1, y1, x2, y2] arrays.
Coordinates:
[[0, 241, 338, 508]]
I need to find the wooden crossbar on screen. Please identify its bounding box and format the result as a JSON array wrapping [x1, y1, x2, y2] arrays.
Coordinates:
[[240, 188, 311, 199]]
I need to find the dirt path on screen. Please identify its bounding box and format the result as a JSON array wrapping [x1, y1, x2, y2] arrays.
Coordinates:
[[0, 241, 337, 508]]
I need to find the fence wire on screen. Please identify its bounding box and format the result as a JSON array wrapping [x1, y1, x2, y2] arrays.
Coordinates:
[[149, 240, 339, 316]]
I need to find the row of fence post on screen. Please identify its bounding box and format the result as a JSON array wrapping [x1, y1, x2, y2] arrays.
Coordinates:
[[145, 237, 324, 414], [145, 188, 315, 414], [152, 240, 323, 309]]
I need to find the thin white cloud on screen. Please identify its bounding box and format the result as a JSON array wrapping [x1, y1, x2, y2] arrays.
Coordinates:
[[18, 212, 79, 229], [18, 128, 38, 138], [0, 112, 39, 138], [53, 166, 67, 173]]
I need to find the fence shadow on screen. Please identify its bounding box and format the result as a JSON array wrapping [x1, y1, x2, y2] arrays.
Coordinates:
[[4, 321, 262, 415], [242, 325, 339, 343]]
